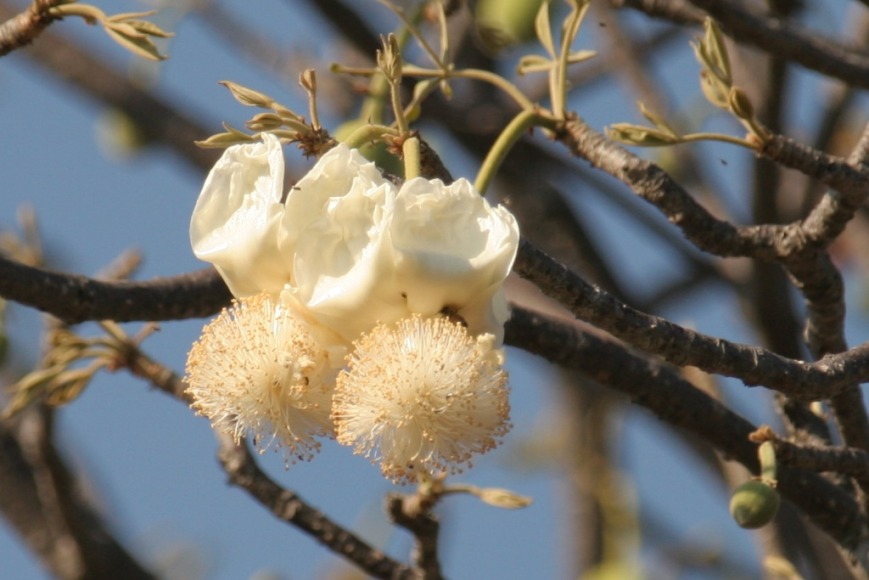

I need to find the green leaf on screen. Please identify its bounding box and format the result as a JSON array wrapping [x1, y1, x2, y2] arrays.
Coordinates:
[[638, 102, 677, 137], [699, 69, 730, 110], [123, 19, 174, 39], [220, 81, 273, 108], [703, 17, 731, 84], [535, 0, 555, 57], [107, 9, 159, 22], [567, 49, 596, 64], [516, 54, 554, 75], [195, 124, 255, 148], [245, 113, 285, 132], [104, 25, 166, 60], [606, 123, 683, 147]]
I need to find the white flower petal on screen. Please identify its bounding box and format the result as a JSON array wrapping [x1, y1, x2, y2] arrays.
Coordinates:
[[386, 177, 519, 339], [190, 133, 290, 297], [280, 144, 400, 341]]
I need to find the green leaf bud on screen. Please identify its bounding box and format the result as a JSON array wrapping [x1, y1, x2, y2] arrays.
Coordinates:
[[606, 124, 682, 147], [220, 81, 274, 109], [728, 87, 755, 121]]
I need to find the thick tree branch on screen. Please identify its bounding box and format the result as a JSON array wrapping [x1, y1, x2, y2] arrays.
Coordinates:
[[0, 255, 231, 323], [612, 0, 705, 25], [622, 0, 869, 89], [511, 239, 869, 400], [556, 117, 869, 261], [753, 426, 869, 479], [5, 248, 869, 403], [506, 306, 869, 562]]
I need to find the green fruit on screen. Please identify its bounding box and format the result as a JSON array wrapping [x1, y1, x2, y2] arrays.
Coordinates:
[[729, 480, 780, 529], [476, 0, 545, 52]]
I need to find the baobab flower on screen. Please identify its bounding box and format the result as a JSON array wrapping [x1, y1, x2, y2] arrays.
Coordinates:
[[185, 289, 342, 462], [332, 315, 511, 483]]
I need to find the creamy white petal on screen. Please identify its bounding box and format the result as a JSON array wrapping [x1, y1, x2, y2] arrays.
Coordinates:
[[280, 144, 399, 341], [385, 177, 519, 340], [190, 133, 290, 297]]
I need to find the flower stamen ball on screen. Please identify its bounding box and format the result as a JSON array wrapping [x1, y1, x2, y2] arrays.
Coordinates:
[[185, 290, 338, 462], [333, 316, 511, 483]]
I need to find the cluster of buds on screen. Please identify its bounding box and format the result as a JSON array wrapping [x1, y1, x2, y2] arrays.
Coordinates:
[[185, 134, 519, 483]]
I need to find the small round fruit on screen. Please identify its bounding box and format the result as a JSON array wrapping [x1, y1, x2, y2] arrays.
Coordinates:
[[729, 480, 781, 529]]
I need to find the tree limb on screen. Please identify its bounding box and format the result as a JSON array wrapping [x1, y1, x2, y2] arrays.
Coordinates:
[[506, 306, 869, 564], [0, 0, 62, 57]]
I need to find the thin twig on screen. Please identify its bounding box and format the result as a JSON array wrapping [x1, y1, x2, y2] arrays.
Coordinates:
[[218, 434, 415, 580], [387, 492, 442, 580]]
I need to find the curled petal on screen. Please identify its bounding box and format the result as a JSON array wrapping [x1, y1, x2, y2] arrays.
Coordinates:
[[280, 143, 400, 341], [190, 133, 290, 297], [386, 177, 519, 341]]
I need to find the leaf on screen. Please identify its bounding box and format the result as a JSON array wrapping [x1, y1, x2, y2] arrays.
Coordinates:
[[104, 25, 166, 61], [123, 19, 174, 39], [107, 9, 159, 22], [195, 124, 255, 148], [106, 21, 147, 40], [245, 113, 285, 132], [638, 102, 677, 137], [699, 69, 730, 110], [703, 17, 731, 84], [567, 49, 596, 64], [517, 54, 554, 75], [476, 487, 533, 509], [606, 123, 682, 147], [220, 81, 273, 108], [535, 0, 555, 57]]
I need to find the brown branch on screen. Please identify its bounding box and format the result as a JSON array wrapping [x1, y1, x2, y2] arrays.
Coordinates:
[[506, 306, 869, 562], [687, 0, 869, 88], [511, 239, 869, 400], [556, 117, 869, 261], [109, 332, 416, 578], [753, 427, 869, 479], [217, 433, 415, 580], [0, 0, 62, 57], [5, 245, 869, 404], [0, 409, 154, 579], [387, 493, 442, 580], [611, 0, 705, 26], [625, 0, 869, 89], [0, 255, 231, 323], [507, 309, 869, 565]]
